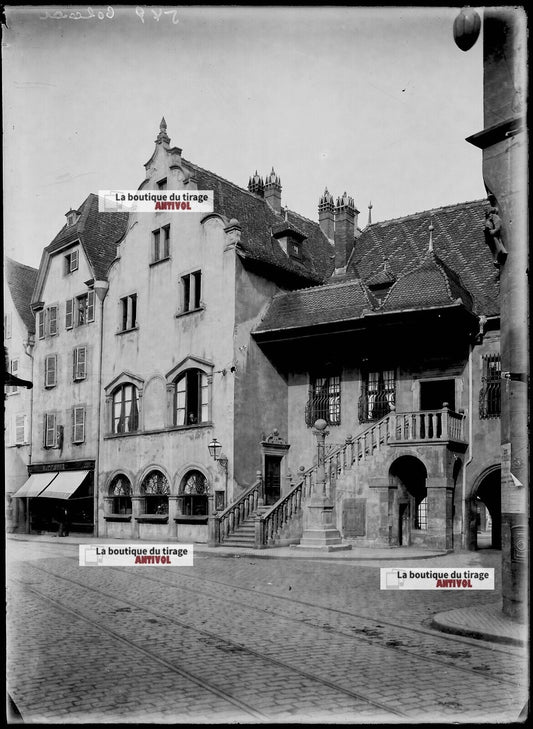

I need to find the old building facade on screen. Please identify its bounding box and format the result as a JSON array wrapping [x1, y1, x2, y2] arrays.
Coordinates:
[[4, 258, 38, 531], [6, 121, 503, 554]]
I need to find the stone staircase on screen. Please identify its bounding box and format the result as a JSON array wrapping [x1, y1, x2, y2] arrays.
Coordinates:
[[219, 506, 269, 548]]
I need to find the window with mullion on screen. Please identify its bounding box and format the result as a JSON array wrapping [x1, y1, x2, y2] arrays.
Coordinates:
[[174, 369, 208, 426], [45, 355, 57, 388], [112, 384, 139, 433]]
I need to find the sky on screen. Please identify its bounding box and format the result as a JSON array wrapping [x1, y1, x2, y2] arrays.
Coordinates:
[[3, 5, 485, 268]]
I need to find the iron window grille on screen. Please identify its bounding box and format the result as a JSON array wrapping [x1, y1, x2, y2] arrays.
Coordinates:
[[359, 370, 395, 423], [305, 375, 341, 426], [109, 475, 132, 515], [479, 354, 501, 418], [141, 471, 169, 514]]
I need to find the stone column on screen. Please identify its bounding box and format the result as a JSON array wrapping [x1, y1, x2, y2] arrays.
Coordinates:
[[131, 496, 142, 539], [298, 420, 351, 551]]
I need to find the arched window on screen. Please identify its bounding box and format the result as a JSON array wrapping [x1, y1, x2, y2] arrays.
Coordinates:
[[180, 470, 208, 516], [109, 475, 132, 515], [141, 471, 169, 514], [175, 369, 208, 426], [112, 384, 139, 433]]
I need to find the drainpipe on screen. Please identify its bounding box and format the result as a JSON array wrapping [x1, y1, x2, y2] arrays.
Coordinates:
[[93, 281, 109, 538], [23, 335, 35, 534], [463, 316, 485, 548]]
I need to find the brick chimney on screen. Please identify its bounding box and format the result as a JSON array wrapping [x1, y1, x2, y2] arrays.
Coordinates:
[[334, 192, 359, 270], [248, 170, 264, 197], [264, 167, 282, 213], [318, 187, 335, 241]]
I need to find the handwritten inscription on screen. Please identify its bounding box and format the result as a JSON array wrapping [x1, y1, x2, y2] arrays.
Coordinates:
[[40, 7, 180, 24]]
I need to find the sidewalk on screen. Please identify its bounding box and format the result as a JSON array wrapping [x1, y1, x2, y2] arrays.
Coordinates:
[[7, 532, 448, 561], [431, 603, 528, 647]]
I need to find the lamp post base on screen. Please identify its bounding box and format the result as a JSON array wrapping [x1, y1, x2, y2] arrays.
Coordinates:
[[297, 528, 352, 551]]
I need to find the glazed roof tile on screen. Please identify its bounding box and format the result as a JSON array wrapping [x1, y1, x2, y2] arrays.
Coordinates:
[[255, 199, 496, 335], [5, 258, 39, 333]]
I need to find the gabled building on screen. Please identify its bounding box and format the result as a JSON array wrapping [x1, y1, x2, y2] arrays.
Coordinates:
[[9, 121, 503, 554], [99, 121, 334, 541], [4, 258, 38, 531], [252, 199, 501, 551], [13, 195, 128, 532]]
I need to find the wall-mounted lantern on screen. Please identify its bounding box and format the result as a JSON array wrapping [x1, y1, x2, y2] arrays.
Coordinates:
[[208, 438, 228, 471]]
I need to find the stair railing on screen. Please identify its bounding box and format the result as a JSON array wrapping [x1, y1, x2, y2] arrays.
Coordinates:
[[215, 476, 262, 543]]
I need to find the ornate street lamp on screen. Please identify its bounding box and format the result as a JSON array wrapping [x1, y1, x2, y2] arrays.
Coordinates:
[[208, 438, 228, 471]]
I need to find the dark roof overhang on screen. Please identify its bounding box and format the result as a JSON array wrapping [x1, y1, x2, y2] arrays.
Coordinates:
[[253, 301, 478, 346]]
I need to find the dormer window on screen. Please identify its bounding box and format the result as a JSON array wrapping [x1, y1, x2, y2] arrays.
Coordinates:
[[157, 178, 167, 190], [66, 210, 79, 226], [287, 238, 302, 260], [271, 220, 306, 261]]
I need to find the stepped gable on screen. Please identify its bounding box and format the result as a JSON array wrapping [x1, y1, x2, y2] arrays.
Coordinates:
[[5, 258, 39, 333], [350, 199, 498, 316], [186, 160, 335, 285], [380, 248, 474, 312], [46, 193, 129, 280], [255, 278, 373, 334]]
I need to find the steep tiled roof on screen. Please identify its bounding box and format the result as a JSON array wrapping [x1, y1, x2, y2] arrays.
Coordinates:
[[351, 199, 498, 315], [46, 194, 129, 280], [186, 160, 335, 284], [5, 258, 38, 332], [254, 199, 493, 335], [255, 278, 374, 334], [380, 249, 474, 312]]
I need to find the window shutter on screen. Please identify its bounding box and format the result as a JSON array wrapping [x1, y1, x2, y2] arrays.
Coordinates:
[[73, 407, 85, 443], [200, 373, 209, 422], [38, 311, 45, 339], [15, 415, 26, 445], [87, 291, 95, 322], [72, 249, 79, 271], [48, 306, 58, 335], [43, 414, 47, 446], [66, 299, 74, 329], [176, 376, 186, 425]]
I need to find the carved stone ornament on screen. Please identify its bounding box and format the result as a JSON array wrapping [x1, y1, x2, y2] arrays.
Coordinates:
[[484, 198, 508, 267], [264, 428, 286, 445]]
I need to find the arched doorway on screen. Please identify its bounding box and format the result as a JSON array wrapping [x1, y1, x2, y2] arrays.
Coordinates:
[[470, 467, 501, 550], [389, 456, 428, 546]]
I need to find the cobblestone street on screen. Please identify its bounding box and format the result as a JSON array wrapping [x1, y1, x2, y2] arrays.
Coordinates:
[[7, 539, 528, 724]]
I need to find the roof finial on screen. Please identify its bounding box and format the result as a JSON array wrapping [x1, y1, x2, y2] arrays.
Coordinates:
[[428, 219, 434, 253], [156, 117, 170, 145], [368, 201, 373, 226]]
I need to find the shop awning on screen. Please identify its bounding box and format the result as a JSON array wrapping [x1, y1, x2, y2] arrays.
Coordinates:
[[38, 470, 89, 500], [12, 472, 58, 498]]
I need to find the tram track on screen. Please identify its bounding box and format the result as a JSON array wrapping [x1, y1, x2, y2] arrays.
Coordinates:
[[9, 567, 408, 720]]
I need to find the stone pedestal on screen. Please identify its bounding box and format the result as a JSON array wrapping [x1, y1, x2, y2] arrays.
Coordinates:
[[296, 420, 351, 552]]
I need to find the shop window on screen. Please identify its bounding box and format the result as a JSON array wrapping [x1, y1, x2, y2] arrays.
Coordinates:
[[359, 369, 395, 422], [181, 470, 208, 516], [112, 384, 139, 433], [305, 374, 341, 426], [141, 471, 169, 514], [480, 354, 501, 418], [109, 475, 132, 515]]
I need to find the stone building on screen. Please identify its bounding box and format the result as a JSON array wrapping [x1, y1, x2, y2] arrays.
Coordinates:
[[11, 196, 127, 532], [4, 258, 38, 531], [8, 121, 503, 553]]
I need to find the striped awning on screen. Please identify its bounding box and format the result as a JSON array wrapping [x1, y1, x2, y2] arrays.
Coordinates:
[[38, 471, 89, 500], [11, 472, 58, 498]]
